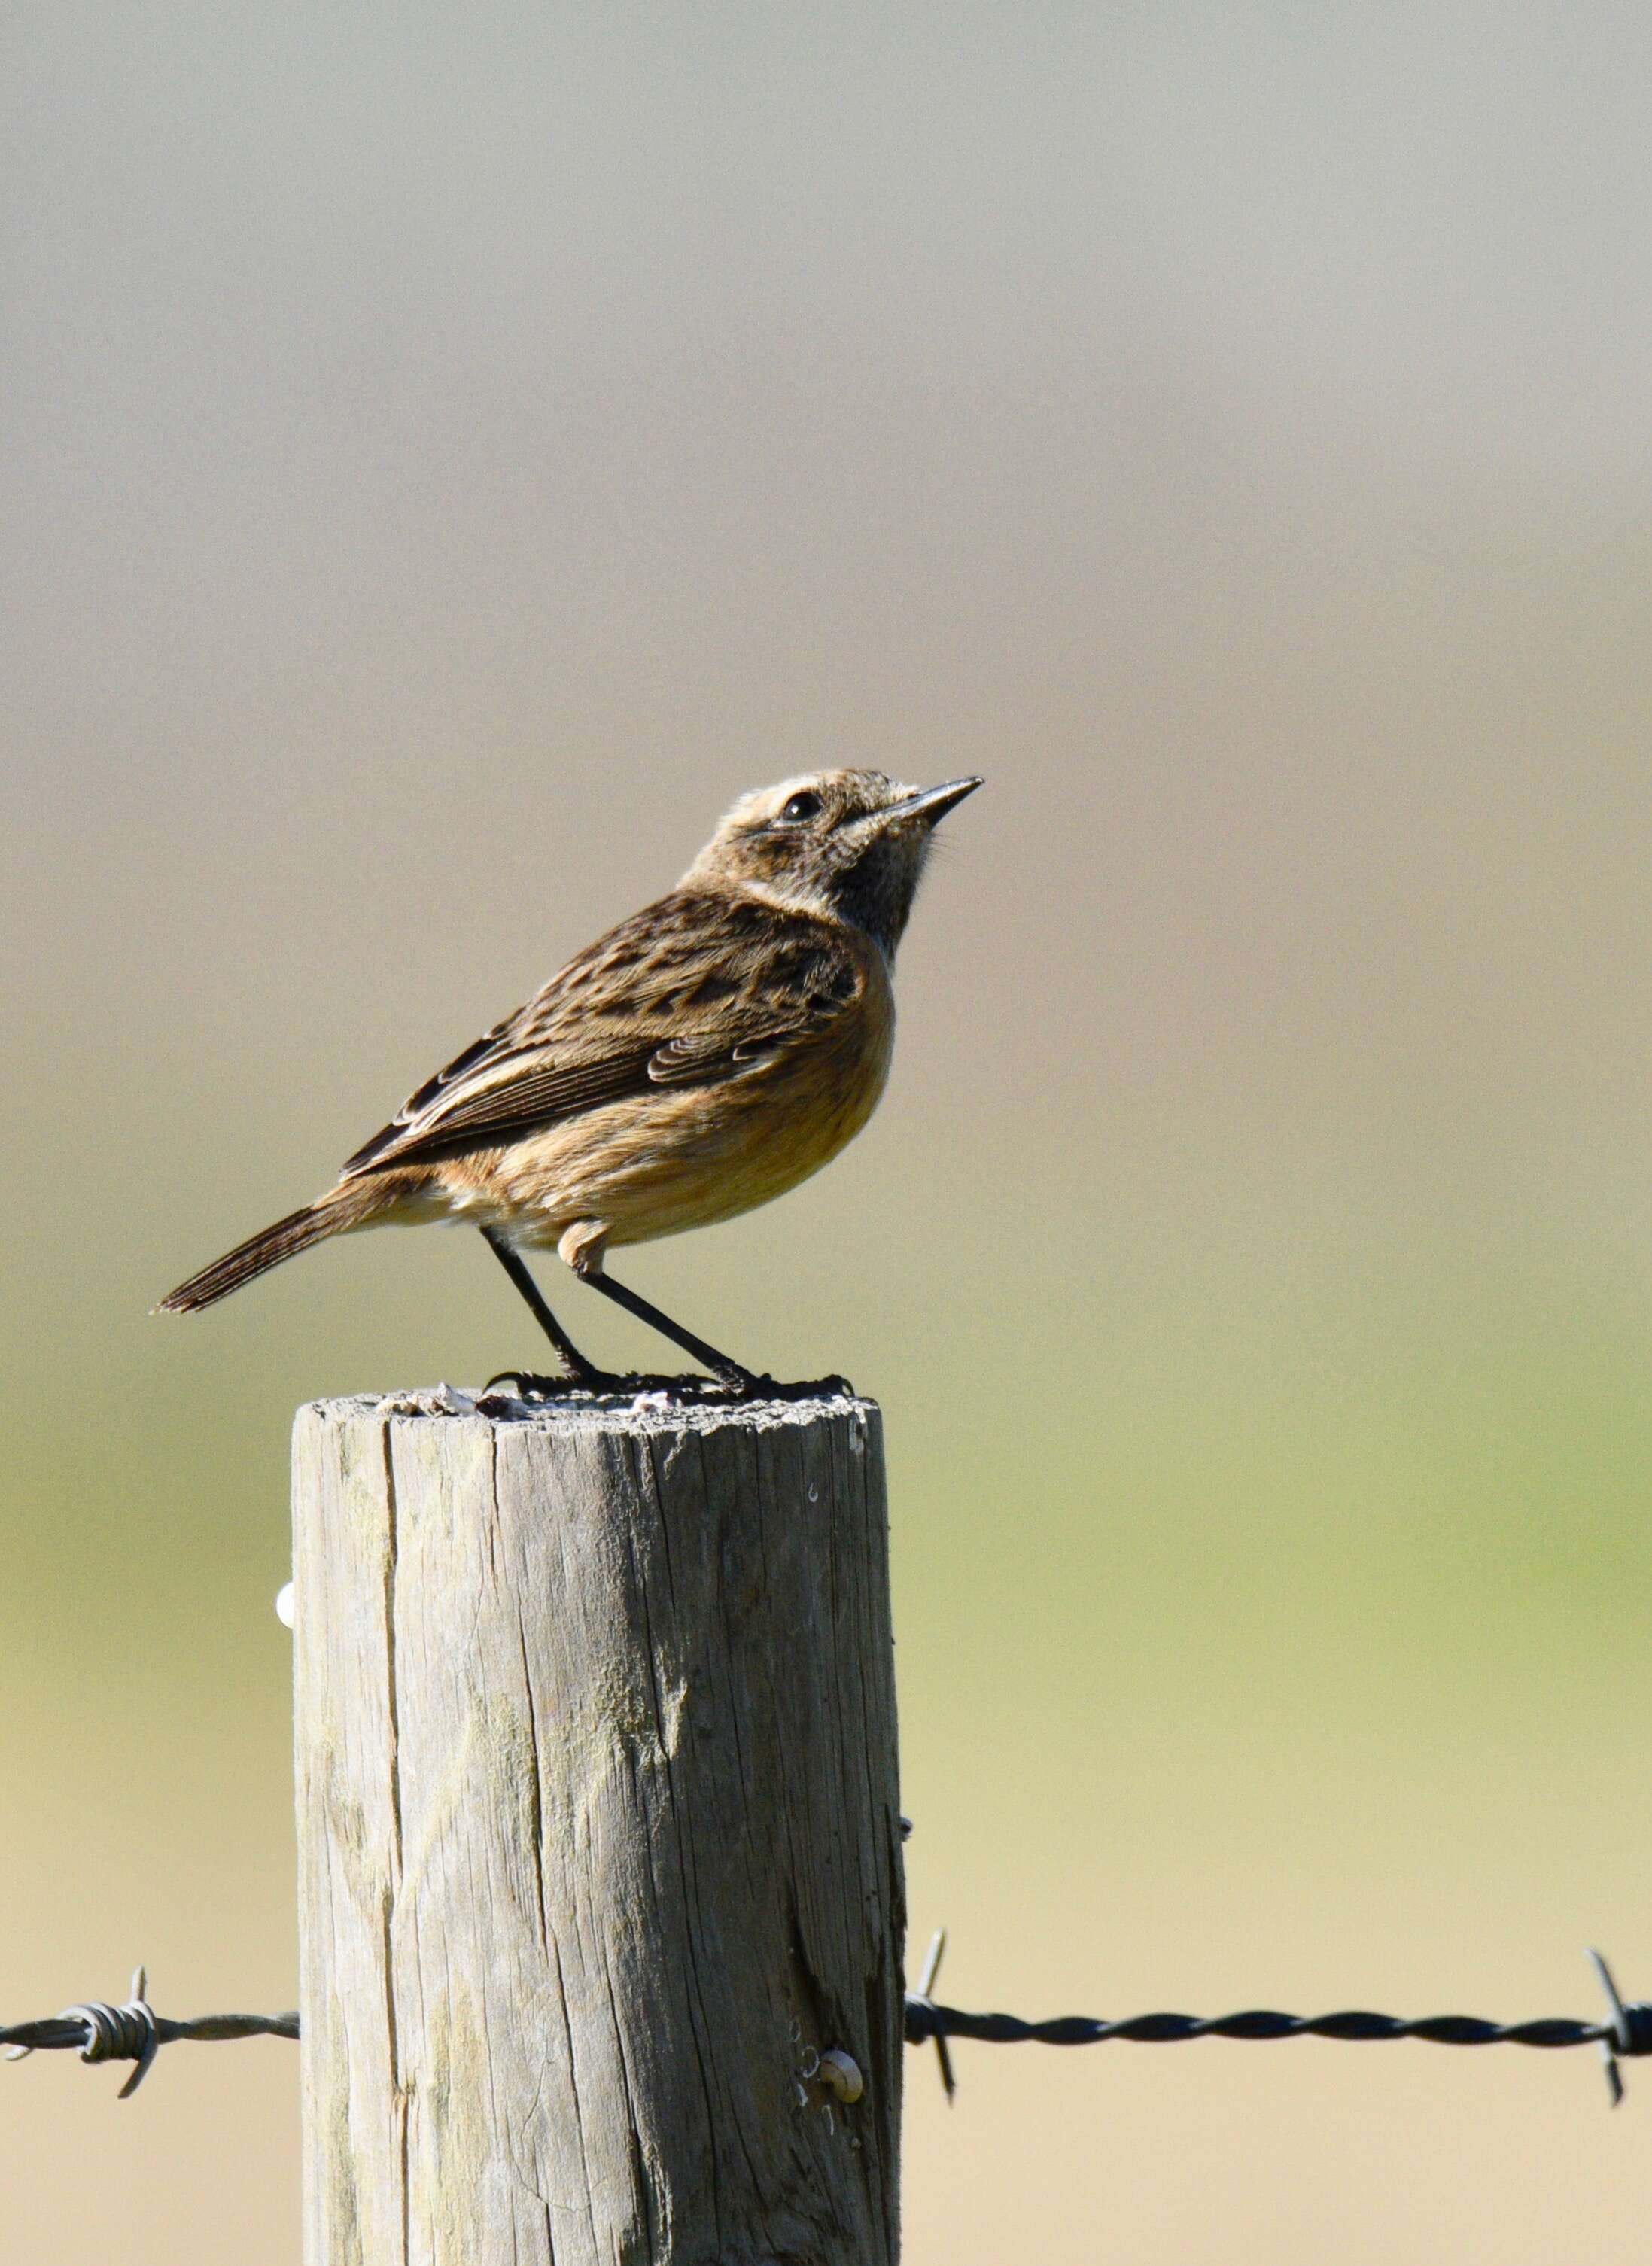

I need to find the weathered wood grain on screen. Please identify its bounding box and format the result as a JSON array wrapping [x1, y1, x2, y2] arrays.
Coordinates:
[[293, 1389, 904, 2266]]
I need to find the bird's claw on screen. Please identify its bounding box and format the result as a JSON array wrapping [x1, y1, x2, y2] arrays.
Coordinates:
[[481, 1365, 634, 1401], [715, 1370, 859, 1404]]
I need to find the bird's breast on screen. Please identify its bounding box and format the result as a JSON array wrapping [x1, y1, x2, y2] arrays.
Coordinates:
[[460, 954, 896, 1249]]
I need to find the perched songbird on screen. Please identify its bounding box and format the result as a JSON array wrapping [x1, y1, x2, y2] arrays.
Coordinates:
[[160, 769, 981, 1392]]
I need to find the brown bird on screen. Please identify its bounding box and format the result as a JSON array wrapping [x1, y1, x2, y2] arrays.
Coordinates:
[[160, 768, 981, 1392]]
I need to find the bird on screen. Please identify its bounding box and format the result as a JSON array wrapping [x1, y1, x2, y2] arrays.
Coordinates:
[[159, 768, 981, 1394]]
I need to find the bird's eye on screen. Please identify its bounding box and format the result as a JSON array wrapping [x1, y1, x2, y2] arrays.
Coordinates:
[[780, 791, 823, 823]]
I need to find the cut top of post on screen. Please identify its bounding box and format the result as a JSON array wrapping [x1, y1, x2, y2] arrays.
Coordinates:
[[323, 1379, 882, 1432]]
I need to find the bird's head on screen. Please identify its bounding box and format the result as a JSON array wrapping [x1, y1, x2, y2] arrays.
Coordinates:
[[684, 768, 982, 957]]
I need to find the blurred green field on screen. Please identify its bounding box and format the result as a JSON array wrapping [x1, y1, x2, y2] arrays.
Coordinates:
[[8, 3, 1652, 2258]]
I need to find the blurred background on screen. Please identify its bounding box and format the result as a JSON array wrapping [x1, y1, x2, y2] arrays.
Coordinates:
[[6, 2, 1652, 2257]]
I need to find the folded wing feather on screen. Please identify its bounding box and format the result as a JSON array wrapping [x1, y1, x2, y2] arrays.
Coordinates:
[[339, 893, 858, 1179]]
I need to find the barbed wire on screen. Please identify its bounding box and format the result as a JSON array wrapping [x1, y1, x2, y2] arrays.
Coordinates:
[[0, 1969, 297, 2099], [7, 1943, 1647, 2110], [902, 1936, 1652, 2108]]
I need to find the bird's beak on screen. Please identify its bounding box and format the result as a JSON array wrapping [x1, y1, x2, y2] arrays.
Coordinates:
[[879, 776, 984, 829]]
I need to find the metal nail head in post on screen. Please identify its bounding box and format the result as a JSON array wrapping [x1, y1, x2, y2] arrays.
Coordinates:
[[818, 2049, 864, 2103]]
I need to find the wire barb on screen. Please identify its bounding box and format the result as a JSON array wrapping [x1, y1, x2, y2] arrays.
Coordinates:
[[1585, 1948, 1652, 2106], [906, 1929, 956, 2103]]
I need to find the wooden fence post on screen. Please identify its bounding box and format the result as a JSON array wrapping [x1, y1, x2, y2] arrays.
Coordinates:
[[291, 1388, 905, 2266]]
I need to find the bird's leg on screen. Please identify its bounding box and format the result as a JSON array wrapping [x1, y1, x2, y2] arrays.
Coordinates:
[[480, 1228, 625, 1392], [570, 1257, 765, 1395]]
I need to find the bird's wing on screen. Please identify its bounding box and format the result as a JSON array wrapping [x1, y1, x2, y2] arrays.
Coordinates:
[[339, 892, 863, 1179]]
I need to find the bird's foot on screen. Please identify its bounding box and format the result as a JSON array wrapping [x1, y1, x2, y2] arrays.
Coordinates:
[[477, 1367, 858, 1410], [707, 1368, 859, 1403], [479, 1365, 751, 1408], [481, 1364, 637, 1402]]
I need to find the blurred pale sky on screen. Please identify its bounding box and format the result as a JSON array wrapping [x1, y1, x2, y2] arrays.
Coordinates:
[[5, 7, 1652, 2262]]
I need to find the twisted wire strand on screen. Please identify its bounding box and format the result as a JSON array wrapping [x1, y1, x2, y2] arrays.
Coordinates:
[[900, 1940, 1652, 2105], [6, 1960, 1649, 2106], [0, 2009, 300, 2055], [903, 1999, 1615, 2050]]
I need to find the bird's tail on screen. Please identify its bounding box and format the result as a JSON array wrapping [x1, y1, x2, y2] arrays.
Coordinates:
[[156, 1182, 388, 1313]]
